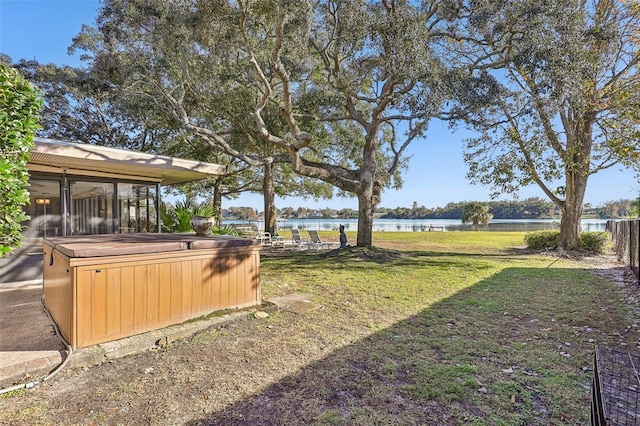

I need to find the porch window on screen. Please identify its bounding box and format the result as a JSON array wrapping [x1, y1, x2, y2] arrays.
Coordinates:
[[70, 181, 115, 235], [25, 179, 62, 238], [117, 183, 158, 233]]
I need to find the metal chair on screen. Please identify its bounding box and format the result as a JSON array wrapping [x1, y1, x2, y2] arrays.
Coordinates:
[[307, 230, 339, 250]]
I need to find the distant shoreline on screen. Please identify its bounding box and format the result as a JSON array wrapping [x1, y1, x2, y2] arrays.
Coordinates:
[[223, 218, 609, 233]]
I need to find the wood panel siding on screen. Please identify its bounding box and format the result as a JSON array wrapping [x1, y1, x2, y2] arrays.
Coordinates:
[[43, 242, 260, 349], [42, 249, 73, 345]]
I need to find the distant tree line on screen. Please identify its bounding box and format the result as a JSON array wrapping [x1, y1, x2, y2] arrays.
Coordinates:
[[224, 197, 640, 221], [379, 198, 554, 220], [590, 199, 640, 219], [223, 206, 358, 221]]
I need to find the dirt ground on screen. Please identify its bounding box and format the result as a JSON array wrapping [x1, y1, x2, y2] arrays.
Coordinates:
[[0, 250, 637, 425]]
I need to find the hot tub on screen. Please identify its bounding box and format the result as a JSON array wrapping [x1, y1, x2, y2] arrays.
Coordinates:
[[42, 234, 261, 349]]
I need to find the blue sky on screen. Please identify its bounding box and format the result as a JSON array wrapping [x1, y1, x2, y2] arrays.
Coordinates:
[[2, 0, 638, 211]]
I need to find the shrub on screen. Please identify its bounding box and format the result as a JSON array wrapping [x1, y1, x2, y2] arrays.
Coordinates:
[[524, 231, 559, 250], [525, 230, 609, 254], [579, 231, 609, 254], [0, 64, 43, 255]]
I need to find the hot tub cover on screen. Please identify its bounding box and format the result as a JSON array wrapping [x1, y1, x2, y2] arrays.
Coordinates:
[[43, 234, 260, 258]]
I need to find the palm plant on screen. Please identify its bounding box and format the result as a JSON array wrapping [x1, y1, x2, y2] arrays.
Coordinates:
[[160, 198, 215, 233]]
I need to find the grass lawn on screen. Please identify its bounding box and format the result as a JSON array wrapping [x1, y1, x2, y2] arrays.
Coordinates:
[[1, 231, 637, 425], [251, 231, 637, 425]]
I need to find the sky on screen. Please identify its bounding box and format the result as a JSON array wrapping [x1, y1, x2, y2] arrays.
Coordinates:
[[1, 0, 638, 212]]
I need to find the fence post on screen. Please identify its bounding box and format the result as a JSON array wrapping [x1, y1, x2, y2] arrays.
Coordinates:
[[637, 219, 640, 285], [607, 220, 640, 285]]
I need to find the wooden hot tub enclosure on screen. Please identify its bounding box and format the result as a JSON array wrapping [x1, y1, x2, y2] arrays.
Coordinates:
[[42, 234, 261, 349]]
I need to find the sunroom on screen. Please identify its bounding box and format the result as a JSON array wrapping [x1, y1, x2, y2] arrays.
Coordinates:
[[24, 137, 225, 243]]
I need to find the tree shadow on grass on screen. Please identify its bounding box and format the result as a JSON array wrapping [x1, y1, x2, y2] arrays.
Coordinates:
[[185, 263, 636, 425], [264, 245, 545, 262], [261, 246, 545, 276]]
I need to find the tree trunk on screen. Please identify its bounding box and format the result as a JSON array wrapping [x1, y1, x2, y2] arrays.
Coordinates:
[[557, 170, 588, 250], [352, 128, 381, 248], [558, 202, 582, 250], [211, 178, 223, 227], [356, 184, 374, 247], [263, 163, 276, 236]]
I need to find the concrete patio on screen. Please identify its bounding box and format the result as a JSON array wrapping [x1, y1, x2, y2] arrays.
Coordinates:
[[0, 252, 64, 388]]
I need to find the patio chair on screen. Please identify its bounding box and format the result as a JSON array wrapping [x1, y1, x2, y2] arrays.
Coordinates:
[[290, 228, 311, 250], [268, 229, 294, 248], [307, 230, 339, 250], [255, 232, 273, 246]]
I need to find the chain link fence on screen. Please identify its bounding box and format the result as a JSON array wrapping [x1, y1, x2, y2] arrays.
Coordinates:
[[592, 346, 640, 425]]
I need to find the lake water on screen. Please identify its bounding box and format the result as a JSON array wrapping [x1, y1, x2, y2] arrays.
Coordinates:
[[223, 218, 609, 233]]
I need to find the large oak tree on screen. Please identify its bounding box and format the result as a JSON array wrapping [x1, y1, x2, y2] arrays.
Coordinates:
[[73, 0, 450, 246], [444, 0, 640, 249]]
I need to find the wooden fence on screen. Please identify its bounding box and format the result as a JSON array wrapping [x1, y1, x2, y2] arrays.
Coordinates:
[[607, 219, 640, 284]]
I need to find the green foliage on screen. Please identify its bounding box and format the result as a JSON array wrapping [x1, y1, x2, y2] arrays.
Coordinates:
[[451, 0, 640, 249], [12, 59, 153, 151], [211, 225, 239, 236], [0, 63, 42, 255], [227, 206, 258, 220], [524, 231, 609, 254], [160, 198, 215, 233], [579, 231, 609, 254], [381, 197, 553, 220], [160, 198, 238, 236], [524, 231, 559, 250], [595, 199, 634, 218], [461, 201, 493, 230], [173, 208, 193, 233], [631, 198, 640, 218]]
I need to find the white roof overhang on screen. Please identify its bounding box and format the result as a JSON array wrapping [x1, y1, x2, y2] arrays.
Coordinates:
[[28, 138, 226, 185]]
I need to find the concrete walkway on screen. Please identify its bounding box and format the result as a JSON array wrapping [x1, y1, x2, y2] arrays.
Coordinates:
[[0, 252, 63, 387], [0, 278, 66, 387]]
